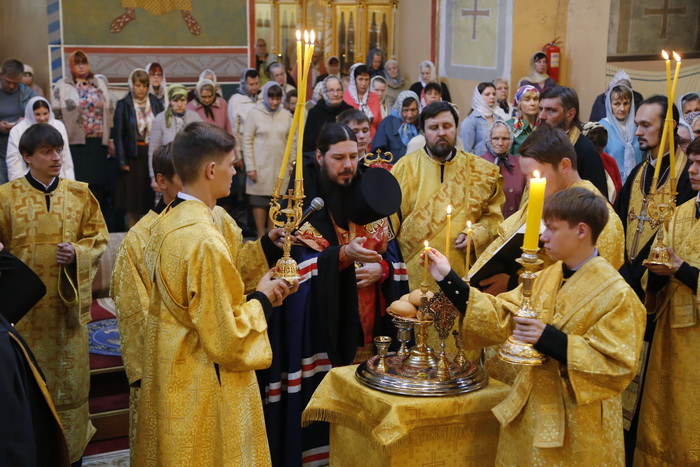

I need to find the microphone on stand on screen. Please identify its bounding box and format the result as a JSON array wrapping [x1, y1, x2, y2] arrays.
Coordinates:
[[298, 197, 324, 226]]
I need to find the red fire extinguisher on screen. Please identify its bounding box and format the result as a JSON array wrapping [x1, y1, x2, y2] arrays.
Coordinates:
[[543, 39, 561, 83]]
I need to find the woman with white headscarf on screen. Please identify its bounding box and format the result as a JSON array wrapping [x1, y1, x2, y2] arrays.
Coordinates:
[[599, 84, 642, 182], [480, 120, 525, 218], [186, 76, 231, 134], [7, 96, 75, 181], [371, 89, 419, 161], [113, 68, 164, 226], [460, 82, 503, 155], [409, 60, 451, 105], [589, 69, 644, 122], [243, 81, 293, 236]]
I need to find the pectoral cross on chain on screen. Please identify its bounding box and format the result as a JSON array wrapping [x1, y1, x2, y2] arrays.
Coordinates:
[[628, 197, 651, 261]]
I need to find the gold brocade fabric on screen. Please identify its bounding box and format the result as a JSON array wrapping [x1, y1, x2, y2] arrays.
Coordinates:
[[624, 152, 688, 261], [134, 201, 272, 466], [0, 177, 108, 462], [463, 257, 645, 465], [390, 148, 504, 292], [302, 365, 510, 463], [468, 179, 625, 386], [111, 206, 268, 386], [634, 198, 700, 465], [120, 0, 192, 15]]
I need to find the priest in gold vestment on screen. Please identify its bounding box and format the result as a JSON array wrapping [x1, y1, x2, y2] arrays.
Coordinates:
[[133, 122, 295, 466], [426, 187, 645, 465], [0, 124, 108, 463], [391, 101, 504, 291], [634, 140, 700, 465]]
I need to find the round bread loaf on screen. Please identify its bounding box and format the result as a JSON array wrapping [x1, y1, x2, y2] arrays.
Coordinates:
[[390, 299, 418, 318], [408, 289, 434, 306]]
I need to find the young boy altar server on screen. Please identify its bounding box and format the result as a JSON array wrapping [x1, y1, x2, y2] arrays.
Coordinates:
[[424, 187, 645, 465]]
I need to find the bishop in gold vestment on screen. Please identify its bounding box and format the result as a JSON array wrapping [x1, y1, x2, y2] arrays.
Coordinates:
[[391, 147, 504, 290], [0, 175, 108, 463], [439, 256, 645, 465], [634, 196, 700, 465], [133, 199, 273, 466]]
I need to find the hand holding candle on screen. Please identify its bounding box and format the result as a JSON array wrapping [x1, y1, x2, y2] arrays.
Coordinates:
[[523, 171, 546, 250], [445, 204, 452, 254]]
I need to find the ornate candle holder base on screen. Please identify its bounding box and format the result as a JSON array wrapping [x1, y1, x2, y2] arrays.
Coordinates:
[[642, 230, 672, 268], [274, 255, 301, 284], [497, 248, 546, 366], [356, 289, 488, 396]]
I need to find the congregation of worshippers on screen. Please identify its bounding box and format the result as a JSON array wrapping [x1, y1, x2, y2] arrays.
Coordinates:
[[1, 40, 700, 467]]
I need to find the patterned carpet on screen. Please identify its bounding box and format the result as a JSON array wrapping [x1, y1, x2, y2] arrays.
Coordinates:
[[83, 449, 130, 466]]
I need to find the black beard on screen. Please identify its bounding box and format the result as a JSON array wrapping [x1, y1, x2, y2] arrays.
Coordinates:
[[317, 163, 358, 230], [427, 139, 454, 159]]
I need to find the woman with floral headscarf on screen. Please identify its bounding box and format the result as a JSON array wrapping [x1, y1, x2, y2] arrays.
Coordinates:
[[303, 76, 352, 152], [409, 60, 451, 105], [506, 85, 539, 155], [186, 76, 231, 134], [113, 68, 164, 227], [243, 81, 293, 236], [460, 82, 502, 155], [599, 84, 642, 182], [371, 89, 419, 161], [517, 51, 556, 93], [51, 50, 115, 224], [343, 63, 383, 140], [7, 96, 75, 181], [480, 120, 525, 218], [383, 59, 406, 110]]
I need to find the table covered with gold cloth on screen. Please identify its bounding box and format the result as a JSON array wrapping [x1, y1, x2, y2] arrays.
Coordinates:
[[302, 365, 510, 466]]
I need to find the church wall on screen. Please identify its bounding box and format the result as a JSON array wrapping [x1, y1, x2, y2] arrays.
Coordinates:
[[0, 0, 50, 96]]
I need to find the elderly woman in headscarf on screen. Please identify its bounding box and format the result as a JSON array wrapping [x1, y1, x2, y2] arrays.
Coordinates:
[[480, 120, 525, 218], [343, 63, 383, 140], [517, 51, 556, 93], [186, 68, 222, 102], [51, 50, 115, 216], [599, 84, 642, 182], [589, 69, 644, 121], [7, 96, 75, 181], [366, 48, 385, 78], [145, 62, 167, 108], [460, 82, 502, 155], [243, 81, 293, 236], [409, 60, 451, 105], [303, 76, 353, 152], [677, 92, 700, 146], [186, 76, 231, 134], [113, 68, 164, 227], [148, 83, 202, 186], [371, 90, 419, 161], [506, 85, 539, 155], [383, 59, 406, 110]]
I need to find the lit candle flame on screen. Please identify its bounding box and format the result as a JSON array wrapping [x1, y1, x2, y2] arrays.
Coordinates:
[[296, 30, 301, 41], [424, 240, 429, 248], [467, 220, 472, 229], [662, 50, 669, 60], [303, 30, 309, 43], [533, 170, 540, 179], [446, 204, 452, 215], [310, 30, 315, 44], [673, 51, 681, 62]]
